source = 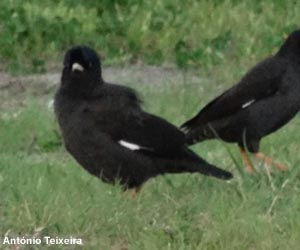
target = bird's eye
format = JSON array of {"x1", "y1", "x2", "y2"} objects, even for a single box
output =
[{"x1": 72, "y1": 63, "x2": 84, "y2": 72}]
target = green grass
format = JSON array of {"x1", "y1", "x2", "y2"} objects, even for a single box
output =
[
  {"x1": 1, "y1": 0, "x2": 300, "y2": 73},
  {"x1": 1, "y1": 76, "x2": 300, "y2": 249},
  {"x1": 1, "y1": 1, "x2": 300, "y2": 248}
]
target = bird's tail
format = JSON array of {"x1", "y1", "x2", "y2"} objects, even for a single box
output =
[{"x1": 183, "y1": 149, "x2": 233, "y2": 180}]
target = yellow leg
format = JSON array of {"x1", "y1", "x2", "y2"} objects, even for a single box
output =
[
  {"x1": 131, "y1": 186, "x2": 142, "y2": 198},
  {"x1": 239, "y1": 147, "x2": 255, "y2": 173},
  {"x1": 254, "y1": 152, "x2": 288, "y2": 171}
]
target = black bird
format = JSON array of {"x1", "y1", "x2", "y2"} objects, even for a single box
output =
[
  {"x1": 54, "y1": 46, "x2": 232, "y2": 194},
  {"x1": 181, "y1": 30, "x2": 300, "y2": 172}
]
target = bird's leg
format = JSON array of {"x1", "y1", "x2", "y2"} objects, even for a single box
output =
[
  {"x1": 254, "y1": 152, "x2": 288, "y2": 171},
  {"x1": 131, "y1": 186, "x2": 142, "y2": 198},
  {"x1": 239, "y1": 147, "x2": 255, "y2": 173}
]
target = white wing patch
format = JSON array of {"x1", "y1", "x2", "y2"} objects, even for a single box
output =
[
  {"x1": 242, "y1": 99, "x2": 255, "y2": 109},
  {"x1": 118, "y1": 140, "x2": 153, "y2": 151},
  {"x1": 119, "y1": 140, "x2": 142, "y2": 150}
]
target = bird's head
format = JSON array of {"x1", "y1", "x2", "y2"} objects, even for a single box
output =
[
  {"x1": 277, "y1": 29, "x2": 300, "y2": 60},
  {"x1": 61, "y1": 46, "x2": 103, "y2": 95}
]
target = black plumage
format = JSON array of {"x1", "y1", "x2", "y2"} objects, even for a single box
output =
[
  {"x1": 181, "y1": 30, "x2": 300, "y2": 172},
  {"x1": 54, "y1": 46, "x2": 232, "y2": 191}
]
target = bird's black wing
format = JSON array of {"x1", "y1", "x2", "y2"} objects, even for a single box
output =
[
  {"x1": 119, "y1": 112, "x2": 186, "y2": 157},
  {"x1": 91, "y1": 83, "x2": 185, "y2": 157},
  {"x1": 181, "y1": 56, "x2": 287, "y2": 131}
]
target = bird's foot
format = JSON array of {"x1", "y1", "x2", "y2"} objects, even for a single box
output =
[
  {"x1": 254, "y1": 152, "x2": 288, "y2": 171},
  {"x1": 131, "y1": 186, "x2": 142, "y2": 198}
]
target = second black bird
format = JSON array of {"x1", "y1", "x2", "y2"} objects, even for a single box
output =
[{"x1": 181, "y1": 30, "x2": 300, "y2": 172}]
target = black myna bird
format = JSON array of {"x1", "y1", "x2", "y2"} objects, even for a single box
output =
[
  {"x1": 54, "y1": 46, "x2": 232, "y2": 194},
  {"x1": 181, "y1": 30, "x2": 300, "y2": 172}
]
